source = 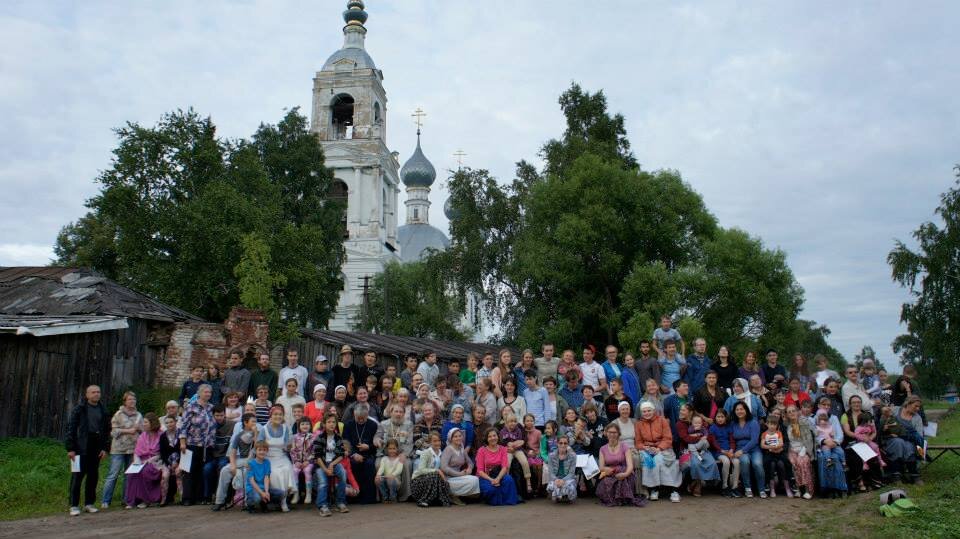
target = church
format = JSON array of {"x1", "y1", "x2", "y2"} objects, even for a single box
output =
[{"x1": 310, "y1": 1, "x2": 476, "y2": 334}]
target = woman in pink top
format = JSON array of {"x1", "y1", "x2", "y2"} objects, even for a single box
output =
[
  {"x1": 475, "y1": 429, "x2": 520, "y2": 505},
  {"x1": 124, "y1": 413, "x2": 166, "y2": 508}
]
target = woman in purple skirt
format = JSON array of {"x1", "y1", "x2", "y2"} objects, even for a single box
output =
[
  {"x1": 125, "y1": 413, "x2": 165, "y2": 508},
  {"x1": 596, "y1": 423, "x2": 646, "y2": 507}
]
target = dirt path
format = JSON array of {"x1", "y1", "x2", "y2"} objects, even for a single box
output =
[{"x1": 0, "y1": 496, "x2": 812, "y2": 539}]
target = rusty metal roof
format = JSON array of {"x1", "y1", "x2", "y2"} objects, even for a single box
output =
[
  {"x1": 299, "y1": 328, "x2": 519, "y2": 362},
  {"x1": 0, "y1": 267, "x2": 203, "y2": 323}
]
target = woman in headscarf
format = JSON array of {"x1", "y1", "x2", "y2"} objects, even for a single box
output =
[
  {"x1": 304, "y1": 384, "x2": 329, "y2": 428},
  {"x1": 330, "y1": 385, "x2": 350, "y2": 419},
  {"x1": 440, "y1": 427, "x2": 480, "y2": 502},
  {"x1": 441, "y1": 404, "x2": 474, "y2": 451},
  {"x1": 634, "y1": 401, "x2": 682, "y2": 502},
  {"x1": 723, "y1": 378, "x2": 767, "y2": 420},
  {"x1": 410, "y1": 431, "x2": 454, "y2": 507}
]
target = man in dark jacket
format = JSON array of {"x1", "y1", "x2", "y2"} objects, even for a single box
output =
[
  {"x1": 248, "y1": 353, "x2": 278, "y2": 401},
  {"x1": 66, "y1": 385, "x2": 111, "y2": 516}
]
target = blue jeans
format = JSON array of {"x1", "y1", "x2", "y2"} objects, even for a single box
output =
[
  {"x1": 377, "y1": 476, "x2": 398, "y2": 501},
  {"x1": 246, "y1": 487, "x2": 285, "y2": 508},
  {"x1": 102, "y1": 454, "x2": 132, "y2": 505},
  {"x1": 203, "y1": 456, "x2": 229, "y2": 500},
  {"x1": 737, "y1": 449, "x2": 766, "y2": 492},
  {"x1": 314, "y1": 463, "x2": 346, "y2": 509}
]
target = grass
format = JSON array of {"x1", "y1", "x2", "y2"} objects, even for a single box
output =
[
  {"x1": 0, "y1": 438, "x2": 125, "y2": 521},
  {"x1": 922, "y1": 400, "x2": 955, "y2": 410},
  {"x1": 786, "y1": 405, "x2": 960, "y2": 539}
]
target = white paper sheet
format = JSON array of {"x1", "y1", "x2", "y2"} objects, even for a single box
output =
[
  {"x1": 576, "y1": 454, "x2": 600, "y2": 480},
  {"x1": 850, "y1": 442, "x2": 877, "y2": 462},
  {"x1": 924, "y1": 422, "x2": 938, "y2": 438},
  {"x1": 125, "y1": 463, "x2": 145, "y2": 475},
  {"x1": 71, "y1": 455, "x2": 81, "y2": 473},
  {"x1": 179, "y1": 449, "x2": 193, "y2": 471}
]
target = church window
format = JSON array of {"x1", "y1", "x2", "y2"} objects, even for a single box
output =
[
  {"x1": 413, "y1": 208, "x2": 419, "y2": 221},
  {"x1": 381, "y1": 187, "x2": 387, "y2": 223},
  {"x1": 331, "y1": 94, "x2": 355, "y2": 139},
  {"x1": 329, "y1": 180, "x2": 349, "y2": 237},
  {"x1": 374, "y1": 102, "x2": 382, "y2": 125}
]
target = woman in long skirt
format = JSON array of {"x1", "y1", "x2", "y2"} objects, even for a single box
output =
[
  {"x1": 125, "y1": 413, "x2": 165, "y2": 507},
  {"x1": 475, "y1": 429, "x2": 520, "y2": 506},
  {"x1": 410, "y1": 432, "x2": 454, "y2": 507},
  {"x1": 545, "y1": 435, "x2": 578, "y2": 502},
  {"x1": 595, "y1": 423, "x2": 646, "y2": 507},
  {"x1": 440, "y1": 428, "x2": 480, "y2": 502}
]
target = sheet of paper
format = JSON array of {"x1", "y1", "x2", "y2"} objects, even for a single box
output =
[
  {"x1": 576, "y1": 454, "x2": 600, "y2": 480},
  {"x1": 179, "y1": 449, "x2": 193, "y2": 471},
  {"x1": 125, "y1": 462, "x2": 145, "y2": 474},
  {"x1": 923, "y1": 422, "x2": 938, "y2": 438},
  {"x1": 71, "y1": 455, "x2": 81, "y2": 473},
  {"x1": 850, "y1": 442, "x2": 877, "y2": 462}
]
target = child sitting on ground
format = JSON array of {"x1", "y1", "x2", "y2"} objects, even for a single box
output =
[
  {"x1": 375, "y1": 439, "x2": 403, "y2": 503},
  {"x1": 246, "y1": 441, "x2": 288, "y2": 513}
]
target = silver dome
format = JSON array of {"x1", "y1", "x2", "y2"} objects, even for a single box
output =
[{"x1": 397, "y1": 223, "x2": 450, "y2": 262}]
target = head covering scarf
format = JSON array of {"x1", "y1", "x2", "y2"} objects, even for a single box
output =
[
  {"x1": 733, "y1": 377, "x2": 752, "y2": 413},
  {"x1": 446, "y1": 427, "x2": 462, "y2": 446}
]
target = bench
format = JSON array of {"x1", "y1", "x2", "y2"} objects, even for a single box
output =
[{"x1": 925, "y1": 444, "x2": 960, "y2": 464}]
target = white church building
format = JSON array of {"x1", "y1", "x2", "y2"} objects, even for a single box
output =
[{"x1": 311, "y1": 1, "x2": 480, "y2": 336}]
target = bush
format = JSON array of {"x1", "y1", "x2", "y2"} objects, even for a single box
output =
[{"x1": 108, "y1": 385, "x2": 180, "y2": 416}]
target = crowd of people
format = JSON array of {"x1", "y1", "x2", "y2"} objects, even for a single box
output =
[{"x1": 65, "y1": 316, "x2": 929, "y2": 517}]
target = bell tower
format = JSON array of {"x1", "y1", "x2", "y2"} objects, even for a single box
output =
[{"x1": 312, "y1": 0, "x2": 401, "y2": 330}]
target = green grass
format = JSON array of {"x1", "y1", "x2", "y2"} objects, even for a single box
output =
[
  {"x1": 786, "y1": 405, "x2": 960, "y2": 539},
  {"x1": 0, "y1": 438, "x2": 122, "y2": 521},
  {"x1": 922, "y1": 400, "x2": 955, "y2": 410}
]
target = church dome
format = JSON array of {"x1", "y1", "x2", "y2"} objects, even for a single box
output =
[
  {"x1": 321, "y1": 0, "x2": 376, "y2": 72},
  {"x1": 400, "y1": 136, "x2": 436, "y2": 188},
  {"x1": 322, "y1": 47, "x2": 376, "y2": 72},
  {"x1": 398, "y1": 223, "x2": 450, "y2": 263}
]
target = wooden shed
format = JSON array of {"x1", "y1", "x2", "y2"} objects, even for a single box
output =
[{"x1": 0, "y1": 267, "x2": 202, "y2": 439}]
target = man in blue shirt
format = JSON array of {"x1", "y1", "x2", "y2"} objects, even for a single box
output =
[
  {"x1": 522, "y1": 370, "x2": 549, "y2": 428},
  {"x1": 663, "y1": 380, "x2": 690, "y2": 438},
  {"x1": 558, "y1": 370, "x2": 584, "y2": 411},
  {"x1": 684, "y1": 338, "x2": 711, "y2": 393}
]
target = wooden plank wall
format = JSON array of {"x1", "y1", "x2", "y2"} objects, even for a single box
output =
[{"x1": 0, "y1": 319, "x2": 160, "y2": 440}]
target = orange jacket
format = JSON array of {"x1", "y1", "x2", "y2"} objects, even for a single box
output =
[{"x1": 634, "y1": 415, "x2": 673, "y2": 451}]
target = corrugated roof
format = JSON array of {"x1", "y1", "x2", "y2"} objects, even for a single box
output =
[
  {"x1": 299, "y1": 328, "x2": 519, "y2": 362},
  {"x1": 0, "y1": 314, "x2": 128, "y2": 336},
  {"x1": 0, "y1": 267, "x2": 203, "y2": 323}
]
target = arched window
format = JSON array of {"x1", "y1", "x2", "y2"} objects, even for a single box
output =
[
  {"x1": 331, "y1": 94, "x2": 355, "y2": 139},
  {"x1": 373, "y1": 102, "x2": 382, "y2": 125},
  {"x1": 329, "y1": 180, "x2": 349, "y2": 237}
]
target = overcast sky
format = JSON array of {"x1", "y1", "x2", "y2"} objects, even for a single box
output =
[{"x1": 2, "y1": 1, "x2": 957, "y2": 364}]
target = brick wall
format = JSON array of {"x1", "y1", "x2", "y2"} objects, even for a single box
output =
[{"x1": 156, "y1": 307, "x2": 271, "y2": 387}]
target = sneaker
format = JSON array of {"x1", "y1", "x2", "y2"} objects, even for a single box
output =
[
  {"x1": 100, "y1": 503, "x2": 109, "y2": 510},
  {"x1": 649, "y1": 489, "x2": 659, "y2": 501},
  {"x1": 69, "y1": 507, "x2": 81, "y2": 516},
  {"x1": 450, "y1": 496, "x2": 465, "y2": 506},
  {"x1": 759, "y1": 490, "x2": 768, "y2": 499},
  {"x1": 280, "y1": 499, "x2": 290, "y2": 513},
  {"x1": 336, "y1": 504, "x2": 349, "y2": 513},
  {"x1": 124, "y1": 505, "x2": 134, "y2": 510},
  {"x1": 210, "y1": 503, "x2": 224, "y2": 512},
  {"x1": 136, "y1": 503, "x2": 147, "y2": 509},
  {"x1": 730, "y1": 489, "x2": 742, "y2": 498},
  {"x1": 83, "y1": 505, "x2": 99, "y2": 513},
  {"x1": 720, "y1": 488, "x2": 731, "y2": 498},
  {"x1": 802, "y1": 492, "x2": 813, "y2": 500},
  {"x1": 670, "y1": 491, "x2": 680, "y2": 503},
  {"x1": 319, "y1": 506, "x2": 332, "y2": 517},
  {"x1": 744, "y1": 488, "x2": 753, "y2": 498},
  {"x1": 417, "y1": 501, "x2": 429, "y2": 507}
]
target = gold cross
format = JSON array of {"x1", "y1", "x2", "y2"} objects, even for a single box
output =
[
  {"x1": 411, "y1": 108, "x2": 427, "y2": 130},
  {"x1": 453, "y1": 149, "x2": 467, "y2": 169}
]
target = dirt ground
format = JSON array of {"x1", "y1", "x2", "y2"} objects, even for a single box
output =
[{"x1": 0, "y1": 495, "x2": 813, "y2": 539}]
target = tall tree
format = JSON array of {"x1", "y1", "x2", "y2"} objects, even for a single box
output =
[
  {"x1": 354, "y1": 258, "x2": 469, "y2": 341},
  {"x1": 55, "y1": 108, "x2": 345, "y2": 330},
  {"x1": 888, "y1": 166, "x2": 960, "y2": 391}
]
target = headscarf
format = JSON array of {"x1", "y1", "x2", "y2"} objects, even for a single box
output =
[
  {"x1": 313, "y1": 384, "x2": 327, "y2": 396},
  {"x1": 733, "y1": 377, "x2": 752, "y2": 413},
  {"x1": 639, "y1": 401, "x2": 655, "y2": 413},
  {"x1": 446, "y1": 427, "x2": 462, "y2": 446},
  {"x1": 617, "y1": 401, "x2": 631, "y2": 412}
]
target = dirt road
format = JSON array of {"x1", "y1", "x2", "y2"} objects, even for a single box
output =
[{"x1": 0, "y1": 496, "x2": 811, "y2": 539}]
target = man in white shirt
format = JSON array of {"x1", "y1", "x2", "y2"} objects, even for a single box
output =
[
  {"x1": 278, "y1": 348, "x2": 308, "y2": 398},
  {"x1": 579, "y1": 345, "x2": 607, "y2": 394},
  {"x1": 841, "y1": 366, "x2": 871, "y2": 409}
]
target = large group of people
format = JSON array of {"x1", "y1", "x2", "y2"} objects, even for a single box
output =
[{"x1": 65, "y1": 316, "x2": 930, "y2": 518}]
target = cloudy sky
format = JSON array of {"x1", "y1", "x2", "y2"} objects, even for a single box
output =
[{"x1": 2, "y1": 1, "x2": 957, "y2": 363}]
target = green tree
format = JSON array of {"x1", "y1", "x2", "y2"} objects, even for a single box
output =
[
  {"x1": 55, "y1": 108, "x2": 345, "y2": 332},
  {"x1": 354, "y1": 258, "x2": 469, "y2": 341},
  {"x1": 888, "y1": 166, "x2": 960, "y2": 391}
]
